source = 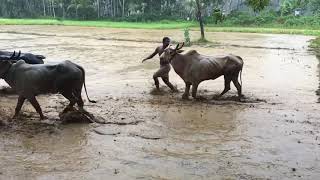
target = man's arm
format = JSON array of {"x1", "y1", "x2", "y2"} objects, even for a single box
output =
[{"x1": 142, "y1": 47, "x2": 158, "y2": 63}]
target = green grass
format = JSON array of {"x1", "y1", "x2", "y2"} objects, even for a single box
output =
[
  {"x1": 310, "y1": 36, "x2": 320, "y2": 53},
  {"x1": 1, "y1": 18, "x2": 320, "y2": 43},
  {"x1": 195, "y1": 27, "x2": 320, "y2": 36},
  {"x1": 0, "y1": 18, "x2": 196, "y2": 29},
  {"x1": 1, "y1": 18, "x2": 320, "y2": 36}
]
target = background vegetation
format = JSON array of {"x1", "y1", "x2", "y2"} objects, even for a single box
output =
[{"x1": 0, "y1": 0, "x2": 318, "y2": 22}]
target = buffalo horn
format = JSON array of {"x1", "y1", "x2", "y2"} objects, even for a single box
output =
[{"x1": 9, "y1": 51, "x2": 16, "y2": 59}]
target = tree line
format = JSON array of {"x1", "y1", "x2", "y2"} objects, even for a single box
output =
[
  {"x1": 0, "y1": 0, "x2": 319, "y2": 21},
  {"x1": 0, "y1": 0, "x2": 200, "y2": 20},
  {"x1": 0, "y1": 0, "x2": 262, "y2": 21}
]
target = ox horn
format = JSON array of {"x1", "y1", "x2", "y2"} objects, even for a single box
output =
[
  {"x1": 177, "y1": 42, "x2": 185, "y2": 50},
  {"x1": 11, "y1": 50, "x2": 21, "y2": 60},
  {"x1": 175, "y1": 42, "x2": 185, "y2": 50},
  {"x1": 16, "y1": 50, "x2": 21, "y2": 59},
  {"x1": 175, "y1": 43, "x2": 180, "y2": 50},
  {"x1": 9, "y1": 51, "x2": 16, "y2": 59}
]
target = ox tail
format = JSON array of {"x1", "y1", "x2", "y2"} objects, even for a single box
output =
[
  {"x1": 77, "y1": 65, "x2": 97, "y2": 103},
  {"x1": 239, "y1": 67, "x2": 243, "y2": 93},
  {"x1": 236, "y1": 55, "x2": 243, "y2": 94}
]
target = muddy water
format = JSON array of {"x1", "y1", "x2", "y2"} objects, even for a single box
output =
[{"x1": 0, "y1": 25, "x2": 320, "y2": 179}]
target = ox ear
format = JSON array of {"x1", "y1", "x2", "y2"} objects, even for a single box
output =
[{"x1": 0, "y1": 61, "x2": 12, "y2": 78}]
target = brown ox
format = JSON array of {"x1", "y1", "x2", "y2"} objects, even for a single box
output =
[{"x1": 160, "y1": 43, "x2": 244, "y2": 100}]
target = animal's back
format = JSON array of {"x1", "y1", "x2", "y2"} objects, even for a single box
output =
[
  {"x1": 11, "y1": 60, "x2": 82, "y2": 95},
  {"x1": 182, "y1": 51, "x2": 225, "y2": 81},
  {"x1": 229, "y1": 54, "x2": 243, "y2": 65},
  {"x1": 10, "y1": 61, "x2": 57, "y2": 94}
]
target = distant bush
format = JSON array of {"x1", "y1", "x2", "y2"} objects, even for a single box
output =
[
  {"x1": 207, "y1": 9, "x2": 320, "y2": 28},
  {"x1": 309, "y1": 36, "x2": 320, "y2": 52},
  {"x1": 223, "y1": 12, "x2": 256, "y2": 25},
  {"x1": 309, "y1": 0, "x2": 320, "y2": 14}
]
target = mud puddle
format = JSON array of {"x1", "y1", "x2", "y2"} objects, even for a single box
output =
[{"x1": 0, "y1": 25, "x2": 320, "y2": 179}]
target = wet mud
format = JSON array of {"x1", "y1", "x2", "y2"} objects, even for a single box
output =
[{"x1": 0, "y1": 25, "x2": 320, "y2": 179}]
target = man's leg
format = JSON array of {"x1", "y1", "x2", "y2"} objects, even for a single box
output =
[
  {"x1": 159, "y1": 64, "x2": 177, "y2": 92},
  {"x1": 161, "y1": 76, "x2": 177, "y2": 92},
  {"x1": 153, "y1": 69, "x2": 161, "y2": 90}
]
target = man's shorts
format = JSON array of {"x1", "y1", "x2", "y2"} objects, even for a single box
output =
[{"x1": 153, "y1": 64, "x2": 171, "y2": 78}]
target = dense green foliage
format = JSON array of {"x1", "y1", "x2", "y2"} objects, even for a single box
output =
[
  {"x1": 0, "y1": 0, "x2": 202, "y2": 21},
  {"x1": 280, "y1": 0, "x2": 313, "y2": 15},
  {"x1": 208, "y1": 11, "x2": 320, "y2": 28},
  {"x1": 0, "y1": 0, "x2": 319, "y2": 26},
  {"x1": 246, "y1": 0, "x2": 271, "y2": 13},
  {"x1": 310, "y1": 37, "x2": 320, "y2": 52}
]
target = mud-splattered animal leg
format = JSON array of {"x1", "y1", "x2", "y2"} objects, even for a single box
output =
[
  {"x1": 28, "y1": 96, "x2": 45, "y2": 119},
  {"x1": 192, "y1": 82, "x2": 199, "y2": 99},
  {"x1": 182, "y1": 82, "x2": 191, "y2": 99},
  {"x1": 218, "y1": 75, "x2": 232, "y2": 98},
  {"x1": 13, "y1": 95, "x2": 25, "y2": 118}
]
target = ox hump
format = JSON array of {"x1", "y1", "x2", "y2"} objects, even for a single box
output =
[
  {"x1": 186, "y1": 50, "x2": 200, "y2": 56},
  {"x1": 14, "y1": 60, "x2": 26, "y2": 66}
]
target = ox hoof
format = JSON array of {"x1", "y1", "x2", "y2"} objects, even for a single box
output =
[
  {"x1": 12, "y1": 114, "x2": 19, "y2": 120},
  {"x1": 40, "y1": 116, "x2": 48, "y2": 120},
  {"x1": 63, "y1": 106, "x2": 76, "y2": 113},
  {"x1": 182, "y1": 94, "x2": 189, "y2": 100}
]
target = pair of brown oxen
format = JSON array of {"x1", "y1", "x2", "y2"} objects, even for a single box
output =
[{"x1": 0, "y1": 43, "x2": 243, "y2": 120}]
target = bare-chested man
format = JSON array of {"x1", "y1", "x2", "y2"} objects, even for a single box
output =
[{"x1": 142, "y1": 37, "x2": 177, "y2": 92}]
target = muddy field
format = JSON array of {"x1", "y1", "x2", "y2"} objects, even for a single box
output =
[{"x1": 0, "y1": 25, "x2": 320, "y2": 179}]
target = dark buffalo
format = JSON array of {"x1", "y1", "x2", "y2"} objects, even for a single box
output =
[
  {"x1": 0, "y1": 50, "x2": 45, "y2": 64},
  {"x1": 0, "y1": 60, "x2": 96, "y2": 119}
]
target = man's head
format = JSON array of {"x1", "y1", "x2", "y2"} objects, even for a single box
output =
[
  {"x1": 160, "y1": 42, "x2": 185, "y2": 63},
  {"x1": 162, "y1": 37, "x2": 171, "y2": 47}
]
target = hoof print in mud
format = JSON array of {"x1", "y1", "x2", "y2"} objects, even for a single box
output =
[
  {"x1": 0, "y1": 119, "x2": 7, "y2": 127},
  {"x1": 59, "y1": 108, "x2": 96, "y2": 124}
]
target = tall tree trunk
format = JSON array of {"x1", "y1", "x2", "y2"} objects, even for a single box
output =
[
  {"x1": 122, "y1": 0, "x2": 124, "y2": 17},
  {"x1": 76, "y1": 6, "x2": 78, "y2": 18},
  {"x1": 97, "y1": 0, "x2": 100, "y2": 18},
  {"x1": 51, "y1": 0, "x2": 55, "y2": 18},
  {"x1": 111, "y1": 0, "x2": 114, "y2": 17},
  {"x1": 42, "y1": 0, "x2": 46, "y2": 16},
  {"x1": 62, "y1": 4, "x2": 65, "y2": 19},
  {"x1": 196, "y1": 0, "x2": 205, "y2": 40}
]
